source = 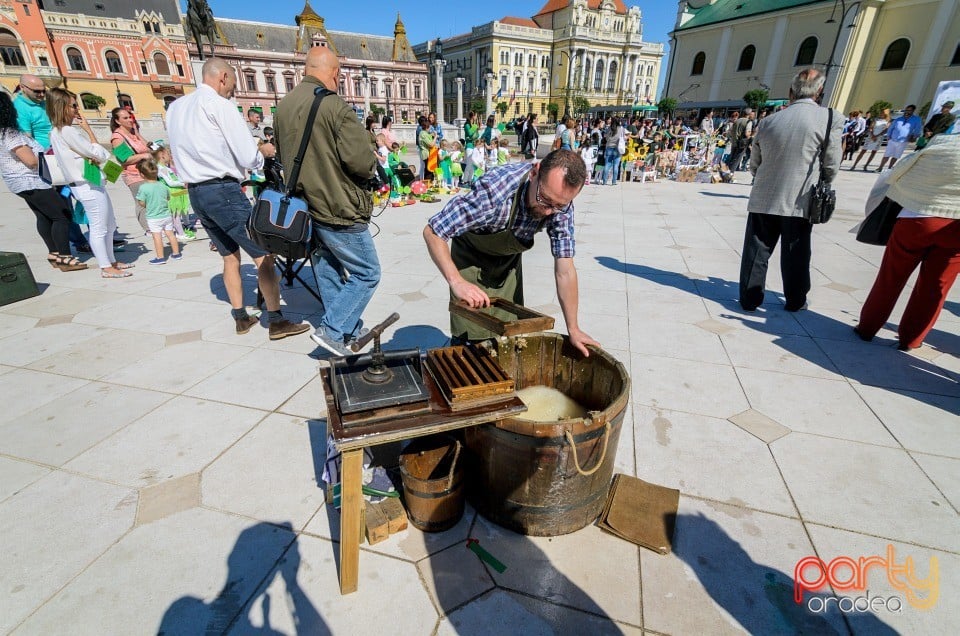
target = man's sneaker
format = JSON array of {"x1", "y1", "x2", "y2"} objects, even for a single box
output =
[
  {"x1": 310, "y1": 327, "x2": 351, "y2": 356},
  {"x1": 344, "y1": 327, "x2": 370, "y2": 350},
  {"x1": 235, "y1": 315, "x2": 260, "y2": 334},
  {"x1": 269, "y1": 319, "x2": 311, "y2": 341},
  {"x1": 148, "y1": 258, "x2": 166, "y2": 265},
  {"x1": 170, "y1": 253, "x2": 183, "y2": 260}
]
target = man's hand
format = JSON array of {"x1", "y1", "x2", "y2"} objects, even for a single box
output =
[
  {"x1": 451, "y1": 280, "x2": 490, "y2": 308},
  {"x1": 568, "y1": 327, "x2": 600, "y2": 358}
]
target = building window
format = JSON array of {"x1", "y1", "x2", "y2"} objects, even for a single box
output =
[
  {"x1": 540, "y1": 77, "x2": 547, "y2": 93},
  {"x1": 265, "y1": 74, "x2": 276, "y2": 93},
  {"x1": 163, "y1": 96, "x2": 176, "y2": 110},
  {"x1": 594, "y1": 60, "x2": 604, "y2": 91},
  {"x1": 400, "y1": 83, "x2": 408, "y2": 99},
  {"x1": 691, "y1": 51, "x2": 705, "y2": 75},
  {"x1": 139, "y1": 60, "x2": 148, "y2": 75},
  {"x1": 385, "y1": 83, "x2": 392, "y2": 98},
  {"x1": 514, "y1": 76, "x2": 521, "y2": 92},
  {"x1": 500, "y1": 49, "x2": 508, "y2": 65},
  {"x1": 607, "y1": 60, "x2": 617, "y2": 92},
  {"x1": 737, "y1": 45, "x2": 756, "y2": 71},
  {"x1": 176, "y1": 63, "x2": 184, "y2": 76},
  {"x1": 339, "y1": 79, "x2": 345, "y2": 93},
  {"x1": 105, "y1": 50, "x2": 123, "y2": 73},
  {"x1": 79, "y1": 93, "x2": 101, "y2": 110},
  {"x1": 528, "y1": 53, "x2": 535, "y2": 66},
  {"x1": 66, "y1": 46, "x2": 86, "y2": 71},
  {"x1": 795, "y1": 36, "x2": 818, "y2": 66},
  {"x1": 499, "y1": 75, "x2": 507, "y2": 92},
  {"x1": 0, "y1": 31, "x2": 26, "y2": 67},
  {"x1": 528, "y1": 77, "x2": 534, "y2": 94},
  {"x1": 514, "y1": 52, "x2": 521, "y2": 66},
  {"x1": 245, "y1": 71, "x2": 257, "y2": 92},
  {"x1": 540, "y1": 102, "x2": 545, "y2": 115},
  {"x1": 153, "y1": 52, "x2": 170, "y2": 76},
  {"x1": 354, "y1": 79, "x2": 361, "y2": 96},
  {"x1": 880, "y1": 38, "x2": 910, "y2": 70},
  {"x1": 413, "y1": 83, "x2": 421, "y2": 100},
  {"x1": 285, "y1": 75, "x2": 295, "y2": 92},
  {"x1": 38, "y1": 55, "x2": 49, "y2": 67},
  {"x1": 118, "y1": 93, "x2": 134, "y2": 109},
  {"x1": 371, "y1": 79, "x2": 379, "y2": 97},
  {"x1": 583, "y1": 59, "x2": 591, "y2": 89},
  {"x1": 951, "y1": 43, "x2": 960, "y2": 66},
  {"x1": 515, "y1": 102, "x2": 520, "y2": 114}
]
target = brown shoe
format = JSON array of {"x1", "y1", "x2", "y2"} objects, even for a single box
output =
[
  {"x1": 235, "y1": 315, "x2": 260, "y2": 335},
  {"x1": 269, "y1": 319, "x2": 311, "y2": 340}
]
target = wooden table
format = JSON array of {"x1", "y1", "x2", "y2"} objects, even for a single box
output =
[{"x1": 320, "y1": 367, "x2": 525, "y2": 595}]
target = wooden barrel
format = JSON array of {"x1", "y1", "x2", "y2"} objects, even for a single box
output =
[
  {"x1": 399, "y1": 435, "x2": 465, "y2": 532},
  {"x1": 464, "y1": 333, "x2": 629, "y2": 536}
]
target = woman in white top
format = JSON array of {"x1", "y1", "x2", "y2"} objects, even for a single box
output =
[
  {"x1": 47, "y1": 88, "x2": 131, "y2": 278},
  {"x1": 850, "y1": 108, "x2": 891, "y2": 172}
]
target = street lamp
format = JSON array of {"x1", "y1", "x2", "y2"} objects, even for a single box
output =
[
  {"x1": 824, "y1": 0, "x2": 861, "y2": 80},
  {"x1": 455, "y1": 70, "x2": 465, "y2": 124},
  {"x1": 361, "y1": 64, "x2": 370, "y2": 118},
  {"x1": 485, "y1": 66, "x2": 494, "y2": 120},
  {"x1": 433, "y1": 37, "x2": 446, "y2": 123}
]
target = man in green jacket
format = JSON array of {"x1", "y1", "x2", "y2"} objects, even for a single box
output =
[{"x1": 274, "y1": 45, "x2": 380, "y2": 357}]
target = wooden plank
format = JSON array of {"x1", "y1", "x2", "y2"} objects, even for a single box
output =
[
  {"x1": 380, "y1": 497, "x2": 408, "y2": 534},
  {"x1": 364, "y1": 501, "x2": 390, "y2": 545},
  {"x1": 339, "y1": 448, "x2": 363, "y2": 594}
]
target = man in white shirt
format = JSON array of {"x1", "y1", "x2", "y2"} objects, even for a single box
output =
[{"x1": 167, "y1": 57, "x2": 309, "y2": 340}]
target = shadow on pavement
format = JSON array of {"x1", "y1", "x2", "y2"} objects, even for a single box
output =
[
  {"x1": 596, "y1": 256, "x2": 960, "y2": 414},
  {"x1": 157, "y1": 521, "x2": 327, "y2": 634},
  {"x1": 698, "y1": 190, "x2": 751, "y2": 199},
  {"x1": 675, "y1": 512, "x2": 897, "y2": 635}
]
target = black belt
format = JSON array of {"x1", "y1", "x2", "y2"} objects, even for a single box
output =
[{"x1": 188, "y1": 176, "x2": 240, "y2": 187}]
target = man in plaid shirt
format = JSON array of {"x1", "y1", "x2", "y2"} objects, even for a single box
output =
[{"x1": 423, "y1": 150, "x2": 599, "y2": 356}]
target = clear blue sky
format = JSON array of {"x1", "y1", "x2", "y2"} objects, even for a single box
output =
[{"x1": 195, "y1": 1, "x2": 676, "y2": 92}]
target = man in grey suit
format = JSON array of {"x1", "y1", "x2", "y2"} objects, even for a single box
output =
[{"x1": 739, "y1": 68, "x2": 843, "y2": 312}]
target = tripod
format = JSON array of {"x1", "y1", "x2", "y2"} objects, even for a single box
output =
[{"x1": 255, "y1": 253, "x2": 323, "y2": 309}]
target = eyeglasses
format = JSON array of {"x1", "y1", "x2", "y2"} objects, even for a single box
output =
[
  {"x1": 22, "y1": 86, "x2": 45, "y2": 96},
  {"x1": 534, "y1": 179, "x2": 570, "y2": 213},
  {"x1": 69, "y1": 103, "x2": 79, "y2": 109}
]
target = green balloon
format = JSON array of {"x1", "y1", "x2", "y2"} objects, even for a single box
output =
[{"x1": 402, "y1": 186, "x2": 411, "y2": 193}]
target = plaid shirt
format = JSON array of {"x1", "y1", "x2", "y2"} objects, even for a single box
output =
[{"x1": 428, "y1": 163, "x2": 575, "y2": 258}]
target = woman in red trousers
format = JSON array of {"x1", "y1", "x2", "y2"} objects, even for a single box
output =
[{"x1": 856, "y1": 131, "x2": 960, "y2": 350}]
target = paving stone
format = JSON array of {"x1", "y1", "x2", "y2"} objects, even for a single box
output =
[
  {"x1": 823, "y1": 282, "x2": 859, "y2": 293},
  {"x1": 438, "y1": 589, "x2": 642, "y2": 635},
  {"x1": 202, "y1": 414, "x2": 326, "y2": 530},
  {"x1": 63, "y1": 396, "x2": 267, "y2": 487},
  {"x1": 135, "y1": 472, "x2": 200, "y2": 526},
  {"x1": 184, "y1": 349, "x2": 319, "y2": 411},
  {"x1": 0, "y1": 456, "x2": 49, "y2": 502},
  {"x1": 640, "y1": 496, "x2": 847, "y2": 635},
  {"x1": 0, "y1": 369, "x2": 89, "y2": 425},
  {"x1": 0, "y1": 322, "x2": 106, "y2": 367},
  {"x1": 164, "y1": 330, "x2": 203, "y2": 346},
  {"x1": 34, "y1": 314, "x2": 75, "y2": 327},
  {"x1": 27, "y1": 329, "x2": 165, "y2": 380},
  {"x1": 910, "y1": 452, "x2": 960, "y2": 512},
  {"x1": 0, "y1": 382, "x2": 170, "y2": 466},
  {"x1": 1, "y1": 288, "x2": 124, "y2": 319},
  {"x1": 727, "y1": 408, "x2": 791, "y2": 443},
  {"x1": 0, "y1": 471, "x2": 136, "y2": 634},
  {"x1": 635, "y1": 405, "x2": 796, "y2": 516},
  {"x1": 771, "y1": 434, "x2": 960, "y2": 553},
  {"x1": 16, "y1": 508, "x2": 292, "y2": 636},
  {"x1": 631, "y1": 354, "x2": 749, "y2": 419},
  {"x1": 109, "y1": 339, "x2": 253, "y2": 394}
]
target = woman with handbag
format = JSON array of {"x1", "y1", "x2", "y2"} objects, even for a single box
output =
[
  {"x1": 601, "y1": 117, "x2": 624, "y2": 185},
  {"x1": 48, "y1": 88, "x2": 130, "y2": 278},
  {"x1": 855, "y1": 132, "x2": 960, "y2": 350},
  {"x1": 109, "y1": 107, "x2": 153, "y2": 233},
  {"x1": 0, "y1": 92, "x2": 85, "y2": 271}
]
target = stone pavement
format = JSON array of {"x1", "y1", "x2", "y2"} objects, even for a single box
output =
[{"x1": 1, "y1": 165, "x2": 957, "y2": 635}]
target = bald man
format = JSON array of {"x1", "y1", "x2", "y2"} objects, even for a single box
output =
[
  {"x1": 14, "y1": 74, "x2": 52, "y2": 149},
  {"x1": 274, "y1": 46, "x2": 379, "y2": 356},
  {"x1": 167, "y1": 58, "x2": 309, "y2": 340}
]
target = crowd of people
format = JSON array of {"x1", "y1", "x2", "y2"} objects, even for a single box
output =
[{"x1": 2, "y1": 63, "x2": 956, "y2": 354}]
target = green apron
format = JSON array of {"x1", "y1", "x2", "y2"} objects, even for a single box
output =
[{"x1": 450, "y1": 174, "x2": 544, "y2": 341}]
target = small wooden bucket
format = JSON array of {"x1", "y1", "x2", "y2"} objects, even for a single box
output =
[{"x1": 399, "y1": 435, "x2": 465, "y2": 532}]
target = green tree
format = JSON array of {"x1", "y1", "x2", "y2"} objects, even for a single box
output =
[
  {"x1": 546, "y1": 102, "x2": 560, "y2": 122},
  {"x1": 743, "y1": 89, "x2": 769, "y2": 112},
  {"x1": 656, "y1": 96, "x2": 678, "y2": 119},
  {"x1": 80, "y1": 93, "x2": 106, "y2": 111},
  {"x1": 572, "y1": 96, "x2": 590, "y2": 117},
  {"x1": 496, "y1": 101, "x2": 508, "y2": 118},
  {"x1": 868, "y1": 100, "x2": 893, "y2": 118},
  {"x1": 370, "y1": 105, "x2": 385, "y2": 117},
  {"x1": 469, "y1": 97, "x2": 486, "y2": 116}
]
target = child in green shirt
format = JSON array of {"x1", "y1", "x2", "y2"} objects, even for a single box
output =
[{"x1": 135, "y1": 158, "x2": 181, "y2": 265}]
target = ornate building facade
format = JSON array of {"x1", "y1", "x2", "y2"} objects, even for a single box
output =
[
  {"x1": 0, "y1": 0, "x2": 194, "y2": 117},
  {"x1": 663, "y1": 0, "x2": 960, "y2": 114},
  {"x1": 413, "y1": 0, "x2": 665, "y2": 122},
  {"x1": 189, "y1": 2, "x2": 429, "y2": 124}
]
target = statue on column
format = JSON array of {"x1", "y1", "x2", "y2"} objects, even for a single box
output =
[{"x1": 187, "y1": 0, "x2": 219, "y2": 60}]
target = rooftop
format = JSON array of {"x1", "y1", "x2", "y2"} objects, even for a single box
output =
[{"x1": 676, "y1": 0, "x2": 827, "y2": 31}]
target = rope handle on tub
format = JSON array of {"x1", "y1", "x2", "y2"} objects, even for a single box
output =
[
  {"x1": 447, "y1": 440, "x2": 462, "y2": 491},
  {"x1": 564, "y1": 421, "x2": 610, "y2": 477}
]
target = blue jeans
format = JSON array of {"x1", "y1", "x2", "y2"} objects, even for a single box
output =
[
  {"x1": 311, "y1": 224, "x2": 381, "y2": 341},
  {"x1": 602, "y1": 148, "x2": 621, "y2": 184}
]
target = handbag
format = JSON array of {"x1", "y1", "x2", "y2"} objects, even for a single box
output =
[
  {"x1": 616, "y1": 130, "x2": 626, "y2": 155},
  {"x1": 808, "y1": 108, "x2": 836, "y2": 224},
  {"x1": 856, "y1": 197, "x2": 903, "y2": 246},
  {"x1": 248, "y1": 86, "x2": 331, "y2": 260},
  {"x1": 38, "y1": 151, "x2": 68, "y2": 186}
]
